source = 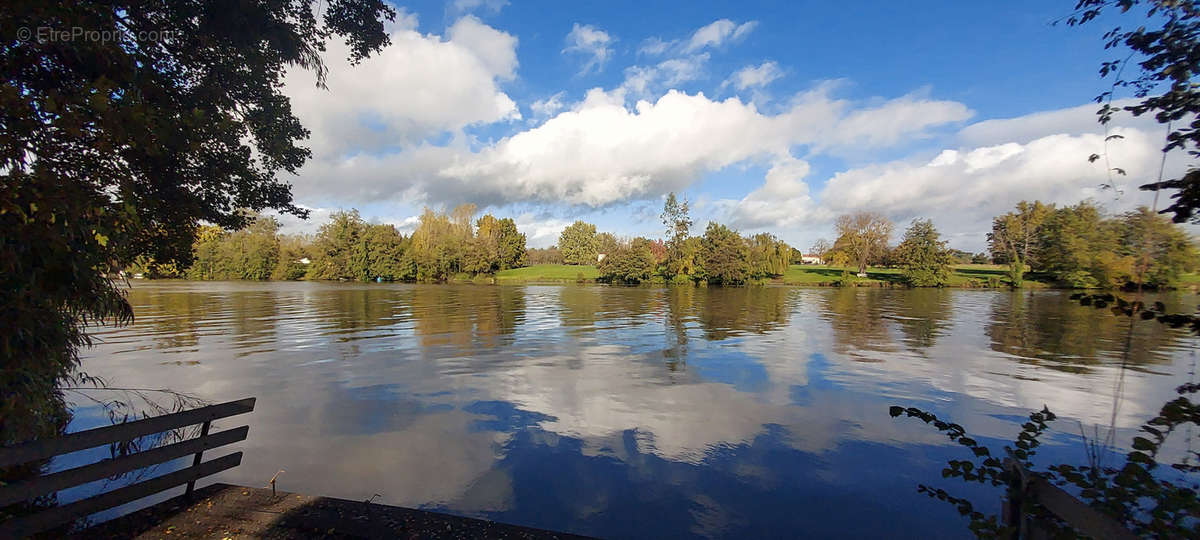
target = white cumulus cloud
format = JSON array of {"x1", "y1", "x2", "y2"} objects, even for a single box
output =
[
  {"x1": 720, "y1": 102, "x2": 1195, "y2": 251},
  {"x1": 435, "y1": 86, "x2": 972, "y2": 208},
  {"x1": 819, "y1": 129, "x2": 1169, "y2": 230},
  {"x1": 563, "y1": 23, "x2": 615, "y2": 75},
  {"x1": 620, "y1": 53, "x2": 710, "y2": 99},
  {"x1": 282, "y1": 12, "x2": 519, "y2": 156},
  {"x1": 723, "y1": 61, "x2": 783, "y2": 91}
]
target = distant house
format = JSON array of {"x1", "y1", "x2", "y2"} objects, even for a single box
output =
[
  {"x1": 597, "y1": 253, "x2": 606, "y2": 263},
  {"x1": 298, "y1": 257, "x2": 311, "y2": 265},
  {"x1": 800, "y1": 254, "x2": 824, "y2": 265}
]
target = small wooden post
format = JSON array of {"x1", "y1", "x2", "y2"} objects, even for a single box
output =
[
  {"x1": 184, "y1": 421, "x2": 211, "y2": 497},
  {"x1": 1003, "y1": 455, "x2": 1026, "y2": 540},
  {"x1": 1012, "y1": 484, "x2": 1026, "y2": 540}
]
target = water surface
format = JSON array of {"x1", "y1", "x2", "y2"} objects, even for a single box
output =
[{"x1": 72, "y1": 282, "x2": 1199, "y2": 538}]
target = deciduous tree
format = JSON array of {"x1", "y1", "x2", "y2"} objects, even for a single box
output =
[
  {"x1": 661, "y1": 192, "x2": 695, "y2": 277},
  {"x1": 746, "y1": 233, "x2": 790, "y2": 279},
  {"x1": 0, "y1": 0, "x2": 395, "y2": 445},
  {"x1": 596, "y1": 232, "x2": 620, "y2": 258},
  {"x1": 1036, "y1": 201, "x2": 1132, "y2": 288},
  {"x1": 599, "y1": 237, "x2": 657, "y2": 283},
  {"x1": 833, "y1": 212, "x2": 893, "y2": 275},
  {"x1": 526, "y1": 246, "x2": 563, "y2": 265},
  {"x1": 308, "y1": 210, "x2": 366, "y2": 281},
  {"x1": 559, "y1": 221, "x2": 598, "y2": 265},
  {"x1": 1118, "y1": 206, "x2": 1199, "y2": 287},
  {"x1": 810, "y1": 238, "x2": 832, "y2": 260},
  {"x1": 896, "y1": 219, "x2": 952, "y2": 287},
  {"x1": 701, "y1": 223, "x2": 750, "y2": 285},
  {"x1": 988, "y1": 201, "x2": 1052, "y2": 287}
]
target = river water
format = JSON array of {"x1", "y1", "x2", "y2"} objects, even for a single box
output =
[{"x1": 69, "y1": 281, "x2": 1198, "y2": 538}]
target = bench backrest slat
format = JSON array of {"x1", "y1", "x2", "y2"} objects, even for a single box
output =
[
  {"x1": 1005, "y1": 455, "x2": 1138, "y2": 540},
  {"x1": 0, "y1": 397, "x2": 255, "y2": 468},
  {"x1": 1027, "y1": 477, "x2": 1138, "y2": 540},
  {"x1": 0, "y1": 425, "x2": 249, "y2": 507},
  {"x1": 0, "y1": 451, "x2": 243, "y2": 538}
]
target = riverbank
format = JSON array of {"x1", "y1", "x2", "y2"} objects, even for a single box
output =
[
  {"x1": 493, "y1": 263, "x2": 1057, "y2": 288},
  {"x1": 780, "y1": 263, "x2": 1048, "y2": 288},
  {"x1": 138, "y1": 264, "x2": 1200, "y2": 289}
]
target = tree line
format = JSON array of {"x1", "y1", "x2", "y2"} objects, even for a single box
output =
[
  {"x1": 131, "y1": 195, "x2": 1195, "y2": 289},
  {"x1": 544, "y1": 193, "x2": 792, "y2": 285},
  {"x1": 810, "y1": 200, "x2": 1197, "y2": 288},
  {"x1": 986, "y1": 200, "x2": 1197, "y2": 288},
  {"x1": 131, "y1": 205, "x2": 527, "y2": 282}
]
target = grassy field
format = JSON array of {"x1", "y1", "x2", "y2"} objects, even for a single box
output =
[
  {"x1": 495, "y1": 263, "x2": 1033, "y2": 287},
  {"x1": 488, "y1": 264, "x2": 1200, "y2": 288},
  {"x1": 495, "y1": 264, "x2": 600, "y2": 282},
  {"x1": 781, "y1": 264, "x2": 1038, "y2": 287}
]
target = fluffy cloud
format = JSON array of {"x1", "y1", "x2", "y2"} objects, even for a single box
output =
[
  {"x1": 620, "y1": 53, "x2": 710, "y2": 99},
  {"x1": 437, "y1": 87, "x2": 970, "y2": 207},
  {"x1": 271, "y1": 205, "x2": 421, "y2": 236},
  {"x1": 722, "y1": 103, "x2": 1192, "y2": 250},
  {"x1": 284, "y1": 76, "x2": 970, "y2": 213},
  {"x1": 723, "y1": 61, "x2": 783, "y2": 91},
  {"x1": 819, "y1": 128, "x2": 1170, "y2": 228},
  {"x1": 684, "y1": 19, "x2": 758, "y2": 53},
  {"x1": 563, "y1": 23, "x2": 615, "y2": 75},
  {"x1": 282, "y1": 12, "x2": 518, "y2": 156},
  {"x1": 270, "y1": 205, "x2": 337, "y2": 236},
  {"x1": 447, "y1": 16, "x2": 519, "y2": 81},
  {"x1": 279, "y1": 13, "x2": 1183, "y2": 253},
  {"x1": 513, "y1": 214, "x2": 573, "y2": 247},
  {"x1": 956, "y1": 98, "x2": 1156, "y2": 147},
  {"x1": 720, "y1": 155, "x2": 824, "y2": 230}
]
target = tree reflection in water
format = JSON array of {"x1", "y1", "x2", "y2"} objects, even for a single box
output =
[
  {"x1": 985, "y1": 290, "x2": 1183, "y2": 373},
  {"x1": 63, "y1": 282, "x2": 1198, "y2": 539}
]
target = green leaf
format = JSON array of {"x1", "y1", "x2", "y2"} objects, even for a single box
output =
[{"x1": 1128, "y1": 451, "x2": 1153, "y2": 466}]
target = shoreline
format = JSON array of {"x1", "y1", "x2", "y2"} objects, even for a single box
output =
[
  {"x1": 126, "y1": 275, "x2": 1200, "y2": 292},
  {"x1": 123, "y1": 263, "x2": 1200, "y2": 290}
]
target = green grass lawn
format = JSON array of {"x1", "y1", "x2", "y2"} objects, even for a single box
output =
[
  {"x1": 495, "y1": 264, "x2": 599, "y2": 282},
  {"x1": 781, "y1": 264, "x2": 1035, "y2": 287},
  {"x1": 494, "y1": 263, "x2": 1072, "y2": 287}
]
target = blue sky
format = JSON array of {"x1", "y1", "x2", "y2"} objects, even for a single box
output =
[{"x1": 275, "y1": 0, "x2": 1187, "y2": 251}]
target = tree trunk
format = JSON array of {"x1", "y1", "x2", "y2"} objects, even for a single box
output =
[{"x1": 1009, "y1": 256, "x2": 1024, "y2": 288}]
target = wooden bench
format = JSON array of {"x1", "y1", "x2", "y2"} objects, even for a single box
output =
[
  {"x1": 1003, "y1": 455, "x2": 1137, "y2": 540},
  {"x1": 0, "y1": 397, "x2": 255, "y2": 537}
]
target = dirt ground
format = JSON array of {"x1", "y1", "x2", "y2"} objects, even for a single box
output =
[{"x1": 78, "y1": 483, "x2": 593, "y2": 539}]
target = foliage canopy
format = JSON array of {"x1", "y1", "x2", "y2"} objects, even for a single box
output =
[{"x1": 0, "y1": 0, "x2": 394, "y2": 444}]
